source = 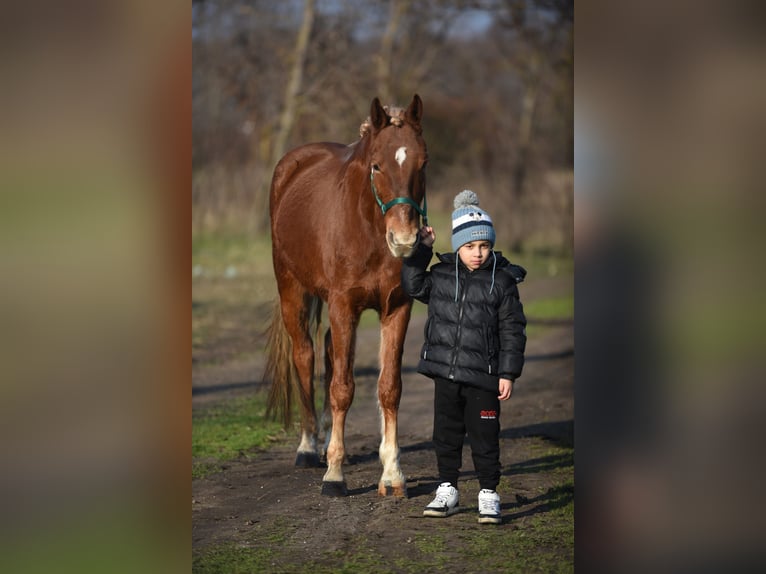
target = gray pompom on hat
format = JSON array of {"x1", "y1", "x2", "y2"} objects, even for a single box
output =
[{"x1": 451, "y1": 190, "x2": 496, "y2": 251}]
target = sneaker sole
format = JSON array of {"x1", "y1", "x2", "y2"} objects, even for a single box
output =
[
  {"x1": 423, "y1": 507, "x2": 459, "y2": 517},
  {"x1": 478, "y1": 515, "x2": 502, "y2": 524}
]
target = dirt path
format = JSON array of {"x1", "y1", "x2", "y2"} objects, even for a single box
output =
[{"x1": 192, "y1": 276, "x2": 573, "y2": 572}]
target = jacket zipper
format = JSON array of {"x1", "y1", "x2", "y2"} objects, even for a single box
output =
[
  {"x1": 448, "y1": 271, "x2": 470, "y2": 379},
  {"x1": 487, "y1": 328, "x2": 495, "y2": 374}
]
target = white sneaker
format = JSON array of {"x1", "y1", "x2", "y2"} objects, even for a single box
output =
[
  {"x1": 423, "y1": 482, "x2": 459, "y2": 517},
  {"x1": 478, "y1": 489, "x2": 502, "y2": 524}
]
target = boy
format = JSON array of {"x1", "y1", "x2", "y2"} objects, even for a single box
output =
[{"x1": 401, "y1": 190, "x2": 527, "y2": 524}]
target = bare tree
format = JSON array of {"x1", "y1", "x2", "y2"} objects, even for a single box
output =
[
  {"x1": 272, "y1": 0, "x2": 316, "y2": 167},
  {"x1": 497, "y1": 0, "x2": 573, "y2": 196},
  {"x1": 250, "y1": 0, "x2": 317, "y2": 234},
  {"x1": 376, "y1": 0, "x2": 410, "y2": 104}
]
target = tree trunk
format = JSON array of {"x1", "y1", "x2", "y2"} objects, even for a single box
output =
[
  {"x1": 253, "y1": 0, "x2": 316, "y2": 235},
  {"x1": 514, "y1": 52, "x2": 540, "y2": 197},
  {"x1": 376, "y1": 0, "x2": 409, "y2": 104}
]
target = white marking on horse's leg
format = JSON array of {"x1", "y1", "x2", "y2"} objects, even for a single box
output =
[
  {"x1": 395, "y1": 146, "x2": 407, "y2": 166},
  {"x1": 376, "y1": 320, "x2": 407, "y2": 496},
  {"x1": 323, "y1": 409, "x2": 347, "y2": 483},
  {"x1": 378, "y1": 406, "x2": 406, "y2": 494},
  {"x1": 297, "y1": 430, "x2": 317, "y2": 454},
  {"x1": 295, "y1": 428, "x2": 320, "y2": 467}
]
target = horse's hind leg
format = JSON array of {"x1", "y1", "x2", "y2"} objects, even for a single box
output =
[
  {"x1": 321, "y1": 295, "x2": 360, "y2": 496},
  {"x1": 377, "y1": 302, "x2": 412, "y2": 497},
  {"x1": 320, "y1": 327, "x2": 333, "y2": 460},
  {"x1": 278, "y1": 276, "x2": 320, "y2": 467}
]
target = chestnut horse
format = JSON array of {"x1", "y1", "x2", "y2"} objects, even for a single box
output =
[{"x1": 266, "y1": 95, "x2": 427, "y2": 497}]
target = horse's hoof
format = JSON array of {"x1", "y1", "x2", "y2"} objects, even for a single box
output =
[
  {"x1": 378, "y1": 482, "x2": 408, "y2": 498},
  {"x1": 321, "y1": 481, "x2": 348, "y2": 497},
  {"x1": 295, "y1": 452, "x2": 321, "y2": 468}
]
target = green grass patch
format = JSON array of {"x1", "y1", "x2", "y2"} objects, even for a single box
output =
[
  {"x1": 454, "y1": 481, "x2": 573, "y2": 572},
  {"x1": 192, "y1": 231, "x2": 278, "y2": 364},
  {"x1": 192, "y1": 232, "x2": 275, "y2": 292},
  {"x1": 524, "y1": 295, "x2": 573, "y2": 320},
  {"x1": 192, "y1": 393, "x2": 289, "y2": 478},
  {"x1": 192, "y1": 231, "x2": 272, "y2": 268},
  {"x1": 332, "y1": 548, "x2": 387, "y2": 573},
  {"x1": 192, "y1": 462, "x2": 225, "y2": 480},
  {"x1": 413, "y1": 533, "x2": 446, "y2": 555},
  {"x1": 522, "y1": 294, "x2": 574, "y2": 337},
  {"x1": 193, "y1": 543, "x2": 275, "y2": 574}
]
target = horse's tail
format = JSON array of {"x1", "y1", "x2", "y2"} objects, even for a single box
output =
[{"x1": 264, "y1": 296, "x2": 323, "y2": 428}]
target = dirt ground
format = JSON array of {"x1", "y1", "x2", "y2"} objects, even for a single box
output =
[{"x1": 192, "y1": 274, "x2": 573, "y2": 572}]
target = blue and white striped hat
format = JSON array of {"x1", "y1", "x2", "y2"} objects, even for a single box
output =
[{"x1": 451, "y1": 190, "x2": 495, "y2": 251}]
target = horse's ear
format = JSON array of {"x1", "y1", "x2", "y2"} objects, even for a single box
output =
[
  {"x1": 405, "y1": 94, "x2": 423, "y2": 126},
  {"x1": 370, "y1": 97, "x2": 388, "y2": 130}
]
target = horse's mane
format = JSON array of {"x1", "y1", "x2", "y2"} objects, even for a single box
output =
[{"x1": 358, "y1": 105, "x2": 406, "y2": 137}]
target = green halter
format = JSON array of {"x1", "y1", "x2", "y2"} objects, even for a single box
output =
[{"x1": 370, "y1": 170, "x2": 428, "y2": 225}]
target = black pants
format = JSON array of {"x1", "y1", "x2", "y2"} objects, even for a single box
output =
[{"x1": 432, "y1": 377, "x2": 501, "y2": 491}]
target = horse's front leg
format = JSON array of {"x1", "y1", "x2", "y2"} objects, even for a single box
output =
[
  {"x1": 377, "y1": 301, "x2": 412, "y2": 497},
  {"x1": 321, "y1": 298, "x2": 359, "y2": 496}
]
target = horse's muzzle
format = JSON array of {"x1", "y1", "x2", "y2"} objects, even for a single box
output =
[{"x1": 386, "y1": 230, "x2": 418, "y2": 258}]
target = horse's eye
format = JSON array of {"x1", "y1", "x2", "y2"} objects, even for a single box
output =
[{"x1": 372, "y1": 164, "x2": 381, "y2": 172}]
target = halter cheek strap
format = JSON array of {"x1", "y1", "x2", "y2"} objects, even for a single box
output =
[{"x1": 370, "y1": 170, "x2": 428, "y2": 225}]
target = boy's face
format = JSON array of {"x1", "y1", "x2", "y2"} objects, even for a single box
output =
[{"x1": 458, "y1": 240, "x2": 492, "y2": 271}]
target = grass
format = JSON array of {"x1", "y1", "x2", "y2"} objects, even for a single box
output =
[
  {"x1": 192, "y1": 232, "x2": 273, "y2": 275},
  {"x1": 523, "y1": 294, "x2": 573, "y2": 337},
  {"x1": 524, "y1": 295, "x2": 573, "y2": 320},
  {"x1": 192, "y1": 231, "x2": 278, "y2": 365},
  {"x1": 192, "y1": 394, "x2": 290, "y2": 479},
  {"x1": 192, "y1": 543, "x2": 275, "y2": 574}
]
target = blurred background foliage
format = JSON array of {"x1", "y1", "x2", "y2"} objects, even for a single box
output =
[{"x1": 192, "y1": 0, "x2": 573, "y2": 256}]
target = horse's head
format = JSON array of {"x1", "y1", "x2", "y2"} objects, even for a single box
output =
[{"x1": 367, "y1": 94, "x2": 428, "y2": 258}]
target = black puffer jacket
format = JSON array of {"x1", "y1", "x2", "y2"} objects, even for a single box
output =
[{"x1": 401, "y1": 243, "x2": 527, "y2": 392}]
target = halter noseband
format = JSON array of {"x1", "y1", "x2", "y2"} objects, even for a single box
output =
[{"x1": 370, "y1": 169, "x2": 428, "y2": 225}]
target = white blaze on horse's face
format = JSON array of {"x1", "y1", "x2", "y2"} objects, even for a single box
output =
[
  {"x1": 383, "y1": 153, "x2": 420, "y2": 257},
  {"x1": 395, "y1": 147, "x2": 407, "y2": 166}
]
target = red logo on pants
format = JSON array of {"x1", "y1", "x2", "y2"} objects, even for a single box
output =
[{"x1": 480, "y1": 410, "x2": 497, "y2": 419}]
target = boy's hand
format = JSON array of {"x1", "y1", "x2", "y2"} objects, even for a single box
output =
[
  {"x1": 498, "y1": 378, "x2": 513, "y2": 400},
  {"x1": 419, "y1": 226, "x2": 435, "y2": 247}
]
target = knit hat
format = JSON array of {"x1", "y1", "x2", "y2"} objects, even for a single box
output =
[{"x1": 451, "y1": 190, "x2": 496, "y2": 251}]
